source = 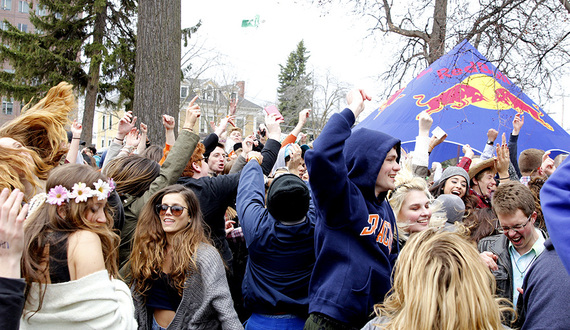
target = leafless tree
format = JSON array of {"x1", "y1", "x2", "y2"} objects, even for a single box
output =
[
  {"x1": 316, "y1": 0, "x2": 570, "y2": 102},
  {"x1": 308, "y1": 69, "x2": 349, "y2": 138}
]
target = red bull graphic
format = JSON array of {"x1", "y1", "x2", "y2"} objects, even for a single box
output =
[
  {"x1": 374, "y1": 88, "x2": 405, "y2": 119},
  {"x1": 414, "y1": 84, "x2": 486, "y2": 117},
  {"x1": 414, "y1": 74, "x2": 554, "y2": 131},
  {"x1": 354, "y1": 39, "x2": 569, "y2": 164}
]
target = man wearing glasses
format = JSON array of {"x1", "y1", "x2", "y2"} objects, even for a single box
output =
[{"x1": 478, "y1": 181, "x2": 547, "y2": 311}]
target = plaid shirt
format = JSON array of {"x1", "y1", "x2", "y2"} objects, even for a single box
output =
[{"x1": 520, "y1": 175, "x2": 531, "y2": 186}]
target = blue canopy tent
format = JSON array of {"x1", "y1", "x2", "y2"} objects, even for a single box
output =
[{"x1": 356, "y1": 40, "x2": 570, "y2": 163}]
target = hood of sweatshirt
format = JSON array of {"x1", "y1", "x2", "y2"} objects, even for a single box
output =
[{"x1": 343, "y1": 127, "x2": 400, "y2": 203}]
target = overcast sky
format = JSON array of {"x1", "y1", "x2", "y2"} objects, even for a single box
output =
[{"x1": 180, "y1": 0, "x2": 570, "y2": 130}]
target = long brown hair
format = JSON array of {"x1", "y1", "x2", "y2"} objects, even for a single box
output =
[
  {"x1": 129, "y1": 185, "x2": 211, "y2": 297},
  {"x1": 22, "y1": 164, "x2": 119, "y2": 314},
  {"x1": 103, "y1": 154, "x2": 160, "y2": 198}
]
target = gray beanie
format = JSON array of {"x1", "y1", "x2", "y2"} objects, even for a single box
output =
[
  {"x1": 436, "y1": 194, "x2": 466, "y2": 224},
  {"x1": 437, "y1": 166, "x2": 470, "y2": 190}
]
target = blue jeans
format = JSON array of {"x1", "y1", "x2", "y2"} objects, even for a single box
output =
[
  {"x1": 245, "y1": 312, "x2": 306, "y2": 330},
  {"x1": 152, "y1": 315, "x2": 168, "y2": 330}
]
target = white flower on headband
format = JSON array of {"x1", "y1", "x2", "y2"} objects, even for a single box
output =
[
  {"x1": 46, "y1": 179, "x2": 115, "y2": 205},
  {"x1": 93, "y1": 179, "x2": 111, "y2": 200},
  {"x1": 69, "y1": 182, "x2": 91, "y2": 203}
]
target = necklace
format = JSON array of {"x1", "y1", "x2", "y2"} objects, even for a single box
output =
[{"x1": 513, "y1": 254, "x2": 538, "y2": 279}]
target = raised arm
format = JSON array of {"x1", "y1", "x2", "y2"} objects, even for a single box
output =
[
  {"x1": 102, "y1": 111, "x2": 136, "y2": 170},
  {"x1": 136, "y1": 123, "x2": 148, "y2": 155},
  {"x1": 481, "y1": 128, "x2": 498, "y2": 160},
  {"x1": 510, "y1": 114, "x2": 524, "y2": 178},
  {"x1": 66, "y1": 119, "x2": 83, "y2": 164}
]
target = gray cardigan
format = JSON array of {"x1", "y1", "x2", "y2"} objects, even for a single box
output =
[{"x1": 132, "y1": 244, "x2": 243, "y2": 330}]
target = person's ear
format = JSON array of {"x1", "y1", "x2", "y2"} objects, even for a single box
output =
[
  {"x1": 56, "y1": 204, "x2": 67, "y2": 219},
  {"x1": 192, "y1": 162, "x2": 201, "y2": 173}
]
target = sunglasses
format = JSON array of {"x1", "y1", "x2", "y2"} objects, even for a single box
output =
[{"x1": 155, "y1": 204, "x2": 187, "y2": 216}]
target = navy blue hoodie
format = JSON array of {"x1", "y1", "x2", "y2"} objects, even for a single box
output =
[{"x1": 305, "y1": 108, "x2": 400, "y2": 327}]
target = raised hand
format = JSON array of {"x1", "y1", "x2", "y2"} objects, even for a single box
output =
[
  {"x1": 265, "y1": 113, "x2": 284, "y2": 140},
  {"x1": 183, "y1": 96, "x2": 201, "y2": 130},
  {"x1": 0, "y1": 188, "x2": 28, "y2": 278},
  {"x1": 512, "y1": 113, "x2": 524, "y2": 136},
  {"x1": 118, "y1": 111, "x2": 137, "y2": 139},
  {"x1": 346, "y1": 88, "x2": 371, "y2": 118}
]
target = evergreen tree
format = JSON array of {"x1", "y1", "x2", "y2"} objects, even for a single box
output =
[
  {"x1": 0, "y1": 0, "x2": 136, "y2": 143},
  {"x1": 277, "y1": 40, "x2": 311, "y2": 128}
]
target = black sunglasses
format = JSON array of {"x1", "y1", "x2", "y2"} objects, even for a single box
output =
[{"x1": 155, "y1": 204, "x2": 187, "y2": 216}]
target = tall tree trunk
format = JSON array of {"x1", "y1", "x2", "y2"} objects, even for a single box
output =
[
  {"x1": 427, "y1": 0, "x2": 448, "y2": 64},
  {"x1": 133, "y1": 0, "x2": 181, "y2": 147},
  {"x1": 82, "y1": 2, "x2": 107, "y2": 146}
]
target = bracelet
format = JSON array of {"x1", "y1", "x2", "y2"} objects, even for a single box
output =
[
  {"x1": 72, "y1": 137, "x2": 80, "y2": 140},
  {"x1": 498, "y1": 176, "x2": 509, "y2": 180},
  {"x1": 247, "y1": 156, "x2": 261, "y2": 164},
  {"x1": 182, "y1": 127, "x2": 193, "y2": 131},
  {"x1": 115, "y1": 137, "x2": 124, "y2": 141}
]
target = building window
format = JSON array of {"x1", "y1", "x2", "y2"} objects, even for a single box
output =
[
  {"x1": 18, "y1": 1, "x2": 27, "y2": 13},
  {"x1": 54, "y1": 12, "x2": 62, "y2": 19},
  {"x1": 2, "y1": 98, "x2": 13, "y2": 115},
  {"x1": 180, "y1": 86, "x2": 188, "y2": 99},
  {"x1": 102, "y1": 115, "x2": 106, "y2": 130},
  {"x1": 108, "y1": 139, "x2": 112, "y2": 146},
  {"x1": 36, "y1": 4, "x2": 46, "y2": 16},
  {"x1": 235, "y1": 117, "x2": 245, "y2": 131},
  {"x1": 17, "y1": 23, "x2": 27, "y2": 32},
  {"x1": 101, "y1": 139, "x2": 105, "y2": 148},
  {"x1": 0, "y1": 22, "x2": 8, "y2": 31},
  {"x1": 1, "y1": 0, "x2": 11, "y2": 11},
  {"x1": 109, "y1": 115, "x2": 112, "y2": 128}
]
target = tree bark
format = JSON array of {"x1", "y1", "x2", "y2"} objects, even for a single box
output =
[
  {"x1": 82, "y1": 2, "x2": 107, "y2": 146},
  {"x1": 427, "y1": 0, "x2": 448, "y2": 64},
  {"x1": 133, "y1": 0, "x2": 181, "y2": 147}
]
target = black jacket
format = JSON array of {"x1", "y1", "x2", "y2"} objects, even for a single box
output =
[
  {"x1": 177, "y1": 138, "x2": 280, "y2": 264},
  {"x1": 0, "y1": 277, "x2": 25, "y2": 330}
]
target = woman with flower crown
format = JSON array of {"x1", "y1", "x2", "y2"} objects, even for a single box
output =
[{"x1": 19, "y1": 164, "x2": 137, "y2": 329}]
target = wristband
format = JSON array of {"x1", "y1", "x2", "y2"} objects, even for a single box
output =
[
  {"x1": 115, "y1": 137, "x2": 124, "y2": 142},
  {"x1": 182, "y1": 127, "x2": 194, "y2": 131},
  {"x1": 498, "y1": 176, "x2": 509, "y2": 180},
  {"x1": 247, "y1": 155, "x2": 261, "y2": 164},
  {"x1": 486, "y1": 140, "x2": 494, "y2": 146},
  {"x1": 72, "y1": 137, "x2": 80, "y2": 140}
]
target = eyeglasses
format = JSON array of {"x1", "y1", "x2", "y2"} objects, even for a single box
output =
[
  {"x1": 497, "y1": 213, "x2": 533, "y2": 234},
  {"x1": 155, "y1": 204, "x2": 187, "y2": 216}
]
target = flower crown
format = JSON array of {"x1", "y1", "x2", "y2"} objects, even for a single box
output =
[{"x1": 46, "y1": 178, "x2": 115, "y2": 205}]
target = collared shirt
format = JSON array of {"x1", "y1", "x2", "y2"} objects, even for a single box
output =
[
  {"x1": 509, "y1": 227, "x2": 546, "y2": 307},
  {"x1": 520, "y1": 176, "x2": 531, "y2": 186}
]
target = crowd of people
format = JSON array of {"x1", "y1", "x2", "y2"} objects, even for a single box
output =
[{"x1": 0, "y1": 82, "x2": 569, "y2": 330}]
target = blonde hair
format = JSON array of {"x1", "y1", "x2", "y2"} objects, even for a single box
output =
[
  {"x1": 0, "y1": 82, "x2": 74, "y2": 168},
  {"x1": 0, "y1": 145, "x2": 49, "y2": 199},
  {"x1": 389, "y1": 164, "x2": 445, "y2": 239},
  {"x1": 373, "y1": 229, "x2": 512, "y2": 330}
]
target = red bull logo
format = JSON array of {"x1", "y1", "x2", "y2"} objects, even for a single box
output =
[
  {"x1": 414, "y1": 74, "x2": 554, "y2": 131},
  {"x1": 374, "y1": 88, "x2": 405, "y2": 119}
]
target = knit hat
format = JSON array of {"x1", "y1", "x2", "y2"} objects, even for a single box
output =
[
  {"x1": 436, "y1": 166, "x2": 470, "y2": 190},
  {"x1": 436, "y1": 194, "x2": 466, "y2": 224},
  {"x1": 266, "y1": 173, "x2": 310, "y2": 224}
]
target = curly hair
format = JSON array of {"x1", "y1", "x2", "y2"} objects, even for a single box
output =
[
  {"x1": 373, "y1": 229, "x2": 513, "y2": 329},
  {"x1": 181, "y1": 142, "x2": 206, "y2": 177},
  {"x1": 129, "y1": 185, "x2": 211, "y2": 298},
  {"x1": 0, "y1": 82, "x2": 74, "y2": 169},
  {"x1": 22, "y1": 164, "x2": 119, "y2": 314}
]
